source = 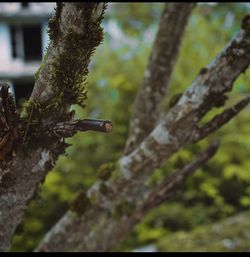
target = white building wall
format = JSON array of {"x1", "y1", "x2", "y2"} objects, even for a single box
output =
[
  {"x1": 0, "y1": 3, "x2": 55, "y2": 80},
  {"x1": 0, "y1": 23, "x2": 12, "y2": 64},
  {"x1": 42, "y1": 21, "x2": 49, "y2": 55}
]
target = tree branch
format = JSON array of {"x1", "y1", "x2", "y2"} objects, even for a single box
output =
[
  {"x1": 31, "y1": 3, "x2": 106, "y2": 109},
  {"x1": 194, "y1": 95, "x2": 250, "y2": 141},
  {"x1": 76, "y1": 142, "x2": 219, "y2": 252},
  {"x1": 118, "y1": 24, "x2": 250, "y2": 186},
  {"x1": 124, "y1": 3, "x2": 195, "y2": 154},
  {"x1": 49, "y1": 119, "x2": 113, "y2": 138},
  {"x1": 139, "y1": 141, "x2": 219, "y2": 212},
  {"x1": 0, "y1": 3, "x2": 107, "y2": 252},
  {"x1": 36, "y1": 142, "x2": 219, "y2": 252},
  {"x1": 35, "y1": 17, "x2": 250, "y2": 252}
]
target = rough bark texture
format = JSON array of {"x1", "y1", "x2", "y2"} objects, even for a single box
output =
[
  {"x1": 35, "y1": 13, "x2": 250, "y2": 252},
  {"x1": 1, "y1": 3, "x2": 250, "y2": 252},
  {"x1": 132, "y1": 141, "x2": 219, "y2": 217},
  {"x1": 50, "y1": 119, "x2": 113, "y2": 138},
  {"x1": 0, "y1": 3, "x2": 106, "y2": 252},
  {"x1": 31, "y1": 3, "x2": 106, "y2": 108},
  {"x1": 36, "y1": 142, "x2": 219, "y2": 252},
  {"x1": 193, "y1": 95, "x2": 250, "y2": 141},
  {"x1": 125, "y1": 3, "x2": 195, "y2": 155}
]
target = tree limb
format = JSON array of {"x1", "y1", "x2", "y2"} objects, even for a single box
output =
[
  {"x1": 194, "y1": 95, "x2": 250, "y2": 141},
  {"x1": 117, "y1": 24, "x2": 250, "y2": 189},
  {"x1": 36, "y1": 142, "x2": 219, "y2": 252},
  {"x1": 77, "y1": 142, "x2": 219, "y2": 252},
  {"x1": 31, "y1": 3, "x2": 106, "y2": 109},
  {"x1": 49, "y1": 119, "x2": 113, "y2": 138},
  {"x1": 124, "y1": 3, "x2": 195, "y2": 154},
  {"x1": 36, "y1": 18, "x2": 250, "y2": 251},
  {"x1": 0, "y1": 3, "x2": 107, "y2": 252},
  {"x1": 139, "y1": 141, "x2": 219, "y2": 212}
]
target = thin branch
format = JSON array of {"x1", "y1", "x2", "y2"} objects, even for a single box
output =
[
  {"x1": 117, "y1": 24, "x2": 250, "y2": 187},
  {"x1": 49, "y1": 119, "x2": 113, "y2": 138},
  {"x1": 75, "y1": 142, "x2": 219, "y2": 252},
  {"x1": 30, "y1": 3, "x2": 107, "y2": 109},
  {"x1": 36, "y1": 142, "x2": 219, "y2": 253},
  {"x1": 193, "y1": 95, "x2": 250, "y2": 141},
  {"x1": 140, "y1": 141, "x2": 219, "y2": 212},
  {"x1": 35, "y1": 16, "x2": 250, "y2": 252},
  {"x1": 124, "y1": 3, "x2": 195, "y2": 155}
]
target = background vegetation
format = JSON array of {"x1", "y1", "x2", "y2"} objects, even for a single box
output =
[{"x1": 11, "y1": 3, "x2": 250, "y2": 251}]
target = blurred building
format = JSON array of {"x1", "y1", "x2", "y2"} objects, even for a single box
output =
[{"x1": 0, "y1": 2, "x2": 55, "y2": 106}]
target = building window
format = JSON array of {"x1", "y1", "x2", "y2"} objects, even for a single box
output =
[
  {"x1": 10, "y1": 24, "x2": 42, "y2": 62},
  {"x1": 21, "y1": 2, "x2": 29, "y2": 9},
  {"x1": 23, "y1": 26, "x2": 42, "y2": 61},
  {"x1": 13, "y1": 80, "x2": 34, "y2": 108},
  {"x1": 10, "y1": 26, "x2": 18, "y2": 59}
]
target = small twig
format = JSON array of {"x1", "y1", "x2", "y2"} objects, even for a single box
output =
[
  {"x1": 50, "y1": 118, "x2": 113, "y2": 138},
  {"x1": 77, "y1": 119, "x2": 112, "y2": 133},
  {"x1": 141, "y1": 141, "x2": 219, "y2": 212},
  {"x1": 194, "y1": 95, "x2": 250, "y2": 141}
]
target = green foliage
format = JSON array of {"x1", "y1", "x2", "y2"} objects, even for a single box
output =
[
  {"x1": 10, "y1": 3, "x2": 250, "y2": 252},
  {"x1": 157, "y1": 210, "x2": 250, "y2": 252},
  {"x1": 69, "y1": 190, "x2": 92, "y2": 216},
  {"x1": 97, "y1": 162, "x2": 117, "y2": 181},
  {"x1": 112, "y1": 200, "x2": 135, "y2": 219}
]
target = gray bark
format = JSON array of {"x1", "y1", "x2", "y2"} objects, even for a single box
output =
[
  {"x1": 125, "y1": 3, "x2": 195, "y2": 154},
  {"x1": 35, "y1": 14, "x2": 250, "y2": 252},
  {"x1": 0, "y1": 3, "x2": 106, "y2": 251},
  {"x1": 0, "y1": 2, "x2": 249, "y2": 252}
]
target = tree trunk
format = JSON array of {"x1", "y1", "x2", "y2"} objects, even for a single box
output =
[{"x1": 0, "y1": 2, "x2": 250, "y2": 252}]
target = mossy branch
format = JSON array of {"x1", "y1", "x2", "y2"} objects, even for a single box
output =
[
  {"x1": 0, "y1": 3, "x2": 108, "y2": 252},
  {"x1": 24, "y1": 3, "x2": 107, "y2": 128}
]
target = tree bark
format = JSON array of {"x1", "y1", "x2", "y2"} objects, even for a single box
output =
[
  {"x1": 35, "y1": 14, "x2": 250, "y2": 252},
  {"x1": 125, "y1": 3, "x2": 195, "y2": 154},
  {"x1": 1, "y1": 2, "x2": 249, "y2": 252},
  {"x1": 0, "y1": 3, "x2": 107, "y2": 252}
]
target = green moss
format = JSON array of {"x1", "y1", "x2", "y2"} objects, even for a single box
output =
[
  {"x1": 20, "y1": 101, "x2": 53, "y2": 140},
  {"x1": 241, "y1": 14, "x2": 250, "y2": 31},
  {"x1": 43, "y1": 4, "x2": 105, "y2": 111},
  {"x1": 97, "y1": 162, "x2": 117, "y2": 181},
  {"x1": 88, "y1": 192, "x2": 98, "y2": 205},
  {"x1": 109, "y1": 169, "x2": 122, "y2": 184},
  {"x1": 169, "y1": 93, "x2": 183, "y2": 108},
  {"x1": 99, "y1": 182, "x2": 109, "y2": 194},
  {"x1": 69, "y1": 190, "x2": 91, "y2": 216},
  {"x1": 112, "y1": 199, "x2": 135, "y2": 219},
  {"x1": 20, "y1": 3, "x2": 106, "y2": 143},
  {"x1": 224, "y1": 30, "x2": 250, "y2": 65},
  {"x1": 157, "y1": 210, "x2": 250, "y2": 252},
  {"x1": 47, "y1": 3, "x2": 64, "y2": 45},
  {"x1": 199, "y1": 67, "x2": 208, "y2": 76},
  {"x1": 34, "y1": 51, "x2": 49, "y2": 81}
]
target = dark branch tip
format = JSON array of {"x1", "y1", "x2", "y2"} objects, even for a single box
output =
[
  {"x1": 241, "y1": 14, "x2": 250, "y2": 31},
  {"x1": 207, "y1": 141, "x2": 220, "y2": 157},
  {"x1": 199, "y1": 67, "x2": 208, "y2": 76},
  {"x1": 104, "y1": 122, "x2": 113, "y2": 133}
]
